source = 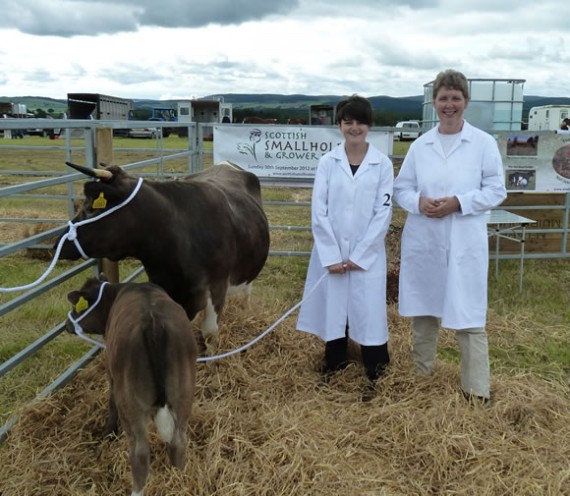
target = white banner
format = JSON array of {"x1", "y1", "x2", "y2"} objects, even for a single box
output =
[
  {"x1": 498, "y1": 131, "x2": 570, "y2": 192},
  {"x1": 213, "y1": 124, "x2": 393, "y2": 179}
]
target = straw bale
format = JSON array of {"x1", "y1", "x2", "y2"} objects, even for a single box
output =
[{"x1": 0, "y1": 297, "x2": 568, "y2": 496}]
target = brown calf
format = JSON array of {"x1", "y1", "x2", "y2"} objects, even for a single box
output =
[{"x1": 66, "y1": 277, "x2": 197, "y2": 496}]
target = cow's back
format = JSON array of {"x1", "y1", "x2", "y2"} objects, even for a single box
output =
[
  {"x1": 181, "y1": 164, "x2": 270, "y2": 285},
  {"x1": 104, "y1": 283, "x2": 197, "y2": 410},
  {"x1": 186, "y1": 163, "x2": 263, "y2": 203}
]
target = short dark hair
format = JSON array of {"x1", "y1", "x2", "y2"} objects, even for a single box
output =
[
  {"x1": 335, "y1": 95, "x2": 373, "y2": 126},
  {"x1": 432, "y1": 69, "x2": 469, "y2": 101}
]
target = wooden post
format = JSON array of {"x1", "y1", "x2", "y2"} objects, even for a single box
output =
[
  {"x1": 96, "y1": 128, "x2": 119, "y2": 284},
  {"x1": 96, "y1": 127, "x2": 114, "y2": 166}
]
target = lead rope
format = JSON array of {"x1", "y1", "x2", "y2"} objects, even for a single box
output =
[
  {"x1": 70, "y1": 272, "x2": 328, "y2": 362},
  {"x1": 0, "y1": 177, "x2": 144, "y2": 293},
  {"x1": 197, "y1": 272, "x2": 327, "y2": 363}
]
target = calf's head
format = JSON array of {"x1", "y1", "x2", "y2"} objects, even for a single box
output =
[{"x1": 66, "y1": 277, "x2": 112, "y2": 336}]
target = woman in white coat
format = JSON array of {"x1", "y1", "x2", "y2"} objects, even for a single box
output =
[
  {"x1": 297, "y1": 95, "x2": 394, "y2": 388},
  {"x1": 393, "y1": 69, "x2": 507, "y2": 402}
]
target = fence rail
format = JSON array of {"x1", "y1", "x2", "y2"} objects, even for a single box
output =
[{"x1": 1, "y1": 121, "x2": 569, "y2": 442}]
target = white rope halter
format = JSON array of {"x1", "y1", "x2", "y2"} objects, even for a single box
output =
[
  {"x1": 66, "y1": 281, "x2": 109, "y2": 348},
  {"x1": 1, "y1": 177, "x2": 143, "y2": 293}
]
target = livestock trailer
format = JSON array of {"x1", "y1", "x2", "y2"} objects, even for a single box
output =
[
  {"x1": 309, "y1": 104, "x2": 336, "y2": 125},
  {"x1": 67, "y1": 93, "x2": 134, "y2": 120},
  {"x1": 0, "y1": 102, "x2": 27, "y2": 117},
  {"x1": 177, "y1": 98, "x2": 233, "y2": 139},
  {"x1": 67, "y1": 93, "x2": 134, "y2": 136},
  {"x1": 527, "y1": 105, "x2": 570, "y2": 131}
]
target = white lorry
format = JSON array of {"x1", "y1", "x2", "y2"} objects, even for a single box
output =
[
  {"x1": 394, "y1": 121, "x2": 421, "y2": 141},
  {"x1": 527, "y1": 105, "x2": 570, "y2": 131}
]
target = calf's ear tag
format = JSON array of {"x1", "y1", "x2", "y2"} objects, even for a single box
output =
[
  {"x1": 75, "y1": 296, "x2": 89, "y2": 313},
  {"x1": 93, "y1": 193, "x2": 107, "y2": 209}
]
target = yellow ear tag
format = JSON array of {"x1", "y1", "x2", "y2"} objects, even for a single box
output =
[
  {"x1": 75, "y1": 296, "x2": 89, "y2": 313},
  {"x1": 93, "y1": 192, "x2": 107, "y2": 209}
]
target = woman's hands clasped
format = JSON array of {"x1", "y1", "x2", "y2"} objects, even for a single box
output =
[
  {"x1": 419, "y1": 196, "x2": 461, "y2": 218},
  {"x1": 327, "y1": 260, "x2": 362, "y2": 274}
]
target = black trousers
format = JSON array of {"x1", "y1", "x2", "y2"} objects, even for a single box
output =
[
  {"x1": 324, "y1": 336, "x2": 349, "y2": 373},
  {"x1": 324, "y1": 326, "x2": 390, "y2": 381},
  {"x1": 361, "y1": 343, "x2": 390, "y2": 381}
]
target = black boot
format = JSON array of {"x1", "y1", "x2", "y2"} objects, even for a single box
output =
[
  {"x1": 360, "y1": 343, "x2": 390, "y2": 401},
  {"x1": 321, "y1": 336, "x2": 349, "y2": 382},
  {"x1": 361, "y1": 342, "x2": 390, "y2": 381}
]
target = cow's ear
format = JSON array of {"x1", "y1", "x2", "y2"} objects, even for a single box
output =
[
  {"x1": 83, "y1": 182, "x2": 124, "y2": 209},
  {"x1": 67, "y1": 290, "x2": 81, "y2": 304},
  {"x1": 68, "y1": 291, "x2": 91, "y2": 313}
]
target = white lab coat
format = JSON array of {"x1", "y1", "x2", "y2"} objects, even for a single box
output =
[
  {"x1": 393, "y1": 121, "x2": 507, "y2": 329},
  {"x1": 296, "y1": 143, "x2": 394, "y2": 346}
]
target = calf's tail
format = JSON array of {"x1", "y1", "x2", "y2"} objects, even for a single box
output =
[
  {"x1": 154, "y1": 406, "x2": 175, "y2": 443},
  {"x1": 144, "y1": 312, "x2": 174, "y2": 442}
]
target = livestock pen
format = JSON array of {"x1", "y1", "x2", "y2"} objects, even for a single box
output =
[{"x1": 0, "y1": 122, "x2": 569, "y2": 495}]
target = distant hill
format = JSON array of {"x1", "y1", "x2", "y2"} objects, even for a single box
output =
[
  {"x1": 2, "y1": 93, "x2": 570, "y2": 121},
  {"x1": 0, "y1": 96, "x2": 67, "y2": 114},
  {"x1": 132, "y1": 93, "x2": 424, "y2": 112},
  {"x1": 522, "y1": 96, "x2": 570, "y2": 116}
]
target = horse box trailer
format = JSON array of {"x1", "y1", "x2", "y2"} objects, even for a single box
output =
[
  {"x1": 309, "y1": 104, "x2": 336, "y2": 125},
  {"x1": 527, "y1": 105, "x2": 570, "y2": 131},
  {"x1": 67, "y1": 93, "x2": 134, "y2": 137},
  {"x1": 177, "y1": 98, "x2": 233, "y2": 139},
  {"x1": 0, "y1": 102, "x2": 28, "y2": 117},
  {"x1": 67, "y1": 93, "x2": 134, "y2": 120}
]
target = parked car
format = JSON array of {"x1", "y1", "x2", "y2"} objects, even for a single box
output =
[
  {"x1": 26, "y1": 117, "x2": 55, "y2": 137},
  {"x1": 127, "y1": 127, "x2": 161, "y2": 139},
  {"x1": 394, "y1": 121, "x2": 421, "y2": 141}
]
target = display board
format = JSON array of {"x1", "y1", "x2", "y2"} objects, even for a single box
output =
[
  {"x1": 214, "y1": 125, "x2": 393, "y2": 179},
  {"x1": 498, "y1": 131, "x2": 570, "y2": 192}
]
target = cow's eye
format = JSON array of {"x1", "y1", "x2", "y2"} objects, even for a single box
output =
[{"x1": 82, "y1": 200, "x2": 99, "y2": 217}]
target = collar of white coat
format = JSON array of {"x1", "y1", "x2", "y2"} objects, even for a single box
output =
[
  {"x1": 330, "y1": 143, "x2": 383, "y2": 165},
  {"x1": 422, "y1": 119, "x2": 476, "y2": 145}
]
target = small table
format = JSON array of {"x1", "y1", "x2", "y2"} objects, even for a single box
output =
[{"x1": 486, "y1": 209, "x2": 536, "y2": 291}]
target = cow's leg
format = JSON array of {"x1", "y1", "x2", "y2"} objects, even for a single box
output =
[
  {"x1": 201, "y1": 294, "x2": 219, "y2": 339},
  {"x1": 167, "y1": 425, "x2": 187, "y2": 469},
  {"x1": 154, "y1": 405, "x2": 186, "y2": 468},
  {"x1": 226, "y1": 281, "x2": 252, "y2": 308},
  {"x1": 201, "y1": 283, "x2": 228, "y2": 352},
  {"x1": 124, "y1": 417, "x2": 150, "y2": 496},
  {"x1": 102, "y1": 384, "x2": 119, "y2": 438},
  {"x1": 168, "y1": 383, "x2": 194, "y2": 468},
  {"x1": 201, "y1": 295, "x2": 219, "y2": 355},
  {"x1": 166, "y1": 366, "x2": 194, "y2": 469}
]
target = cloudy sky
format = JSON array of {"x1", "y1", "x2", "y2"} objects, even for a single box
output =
[{"x1": 0, "y1": 0, "x2": 568, "y2": 101}]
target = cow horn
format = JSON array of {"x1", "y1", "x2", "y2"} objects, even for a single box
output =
[{"x1": 65, "y1": 162, "x2": 113, "y2": 179}]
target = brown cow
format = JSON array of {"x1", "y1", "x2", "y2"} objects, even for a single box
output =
[
  {"x1": 55, "y1": 162, "x2": 270, "y2": 348},
  {"x1": 66, "y1": 277, "x2": 197, "y2": 496}
]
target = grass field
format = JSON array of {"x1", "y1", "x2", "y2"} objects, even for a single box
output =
[{"x1": 0, "y1": 135, "x2": 569, "y2": 495}]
